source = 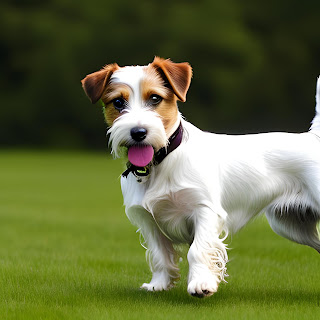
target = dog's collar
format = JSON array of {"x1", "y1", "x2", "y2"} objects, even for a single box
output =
[
  {"x1": 122, "y1": 122, "x2": 184, "y2": 180},
  {"x1": 154, "y1": 121, "x2": 184, "y2": 165}
]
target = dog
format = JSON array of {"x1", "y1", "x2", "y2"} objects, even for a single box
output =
[{"x1": 81, "y1": 57, "x2": 320, "y2": 298}]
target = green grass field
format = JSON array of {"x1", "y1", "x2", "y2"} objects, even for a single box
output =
[{"x1": 0, "y1": 151, "x2": 319, "y2": 319}]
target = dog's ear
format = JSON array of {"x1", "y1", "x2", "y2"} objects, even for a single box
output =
[
  {"x1": 81, "y1": 63, "x2": 119, "y2": 104},
  {"x1": 151, "y1": 57, "x2": 192, "y2": 102}
]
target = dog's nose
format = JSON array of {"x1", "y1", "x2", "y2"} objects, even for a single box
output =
[{"x1": 130, "y1": 127, "x2": 147, "y2": 142}]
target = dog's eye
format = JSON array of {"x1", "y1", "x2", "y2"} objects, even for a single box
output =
[
  {"x1": 149, "y1": 94, "x2": 163, "y2": 106},
  {"x1": 112, "y1": 98, "x2": 126, "y2": 111}
]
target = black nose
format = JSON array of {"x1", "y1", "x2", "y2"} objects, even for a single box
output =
[{"x1": 130, "y1": 127, "x2": 147, "y2": 142}]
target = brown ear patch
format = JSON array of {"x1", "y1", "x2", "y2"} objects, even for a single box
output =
[
  {"x1": 81, "y1": 63, "x2": 119, "y2": 104},
  {"x1": 151, "y1": 57, "x2": 192, "y2": 102}
]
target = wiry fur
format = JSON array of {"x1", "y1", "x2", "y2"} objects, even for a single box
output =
[{"x1": 82, "y1": 58, "x2": 320, "y2": 298}]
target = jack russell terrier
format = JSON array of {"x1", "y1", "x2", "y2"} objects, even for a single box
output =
[{"x1": 82, "y1": 57, "x2": 320, "y2": 297}]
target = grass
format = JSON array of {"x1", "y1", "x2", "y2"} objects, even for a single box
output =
[{"x1": 0, "y1": 150, "x2": 319, "y2": 319}]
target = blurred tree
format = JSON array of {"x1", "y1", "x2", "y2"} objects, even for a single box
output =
[{"x1": 0, "y1": 0, "x2": 319, "y2": 148}]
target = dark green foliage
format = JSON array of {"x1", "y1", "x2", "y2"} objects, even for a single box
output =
[{"x1": 1, "y1": 0, "x2": 320, "y2": 148}]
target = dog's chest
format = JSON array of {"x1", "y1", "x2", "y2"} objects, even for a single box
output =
[
  {"x1": 146, "y1": 189, "x2": 195, "y2": 244},
  {"x1": 121, "y1": 173, "x2": 196, "y2": 243}
]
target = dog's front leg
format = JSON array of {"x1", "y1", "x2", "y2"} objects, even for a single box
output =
[
  {"x1": 126, "y1": 205, "x2": 180, "y2": 291},
  {"x1": 122, "y1": 176, "x2": 179, "y2": 291},
  {"x1": 187, "y1": 206, "x2": 228, "y2": 298},
  {"x1": 139, "y1": 221, "x2": 180, "y2": 292}
]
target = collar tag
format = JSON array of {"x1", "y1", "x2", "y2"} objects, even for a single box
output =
[{"x1": 122, "y1": 163, "x2": 151, "y2": 183}]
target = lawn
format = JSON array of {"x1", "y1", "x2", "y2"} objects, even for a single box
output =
[{"x1": 0, "y1": 150, "x2": 319, "y2": 319}]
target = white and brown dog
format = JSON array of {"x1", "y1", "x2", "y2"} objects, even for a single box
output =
[{"x1": 82, "y1": 57, "x2": 320, "y2": 297}]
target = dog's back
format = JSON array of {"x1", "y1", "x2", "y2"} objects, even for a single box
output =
[{"x1": 310, "y1": 77, "x2": 320, "y2": 132}]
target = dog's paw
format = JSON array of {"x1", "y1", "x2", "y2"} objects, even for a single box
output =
[
  {"x1": 187, "y1": 276, "x2": 219, "y2": 298},
  {"x1": 140, "y1": 271, "x2": 175, "y2": 291},
  {"x1": 141, "y1": 281, "x2": 170, "y2": 292}
]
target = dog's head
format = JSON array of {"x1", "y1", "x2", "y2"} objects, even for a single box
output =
[{"x1": 81, "y1": 57, "x2": 192, "y2": 166}]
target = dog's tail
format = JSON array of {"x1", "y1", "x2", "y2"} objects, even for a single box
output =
[{"x1": 310, "y1": 76, "x2": 320, "y2": 132}]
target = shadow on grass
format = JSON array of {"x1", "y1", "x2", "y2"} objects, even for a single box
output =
[{"x1": 78, "y1": 280, "x2": 320, "y2": 308}]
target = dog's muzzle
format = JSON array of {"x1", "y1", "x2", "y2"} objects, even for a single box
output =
[{"x1": 122, "y1": 122, "x2": 184, "y2": 181}]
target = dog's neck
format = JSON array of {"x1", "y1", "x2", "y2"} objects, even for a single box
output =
[
  {"x1": 154, "y1": 121, "x2": 184, "y2": 165},
  {"x1": 166, "y1": 116, "x2": 181, "y2": 138}
]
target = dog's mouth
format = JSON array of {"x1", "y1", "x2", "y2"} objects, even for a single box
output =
[{"x1": 127, "y1": 144, "x2": 155, "y2": 167}]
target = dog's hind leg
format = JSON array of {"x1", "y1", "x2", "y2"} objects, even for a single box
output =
[{"x1": 265, "y1": 207, "x2": 320, "y2": 253}]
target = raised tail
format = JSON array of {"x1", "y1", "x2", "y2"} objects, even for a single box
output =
[{"x1": 310, "y1": 76, "x2": 320, "y2": 131}]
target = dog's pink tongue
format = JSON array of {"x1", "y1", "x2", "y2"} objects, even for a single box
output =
[{"x1": 128, "y1": 145, "x2": 154, "y2": 167}]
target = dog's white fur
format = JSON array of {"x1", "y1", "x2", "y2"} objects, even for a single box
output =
[{"x1": 82, "y1": 59, "x2": 320, "y2": 297}]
